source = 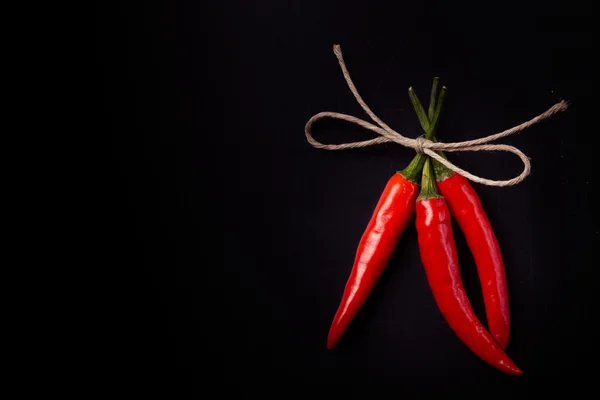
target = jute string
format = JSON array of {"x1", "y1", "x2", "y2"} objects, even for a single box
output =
[{"x1": 305, "y1": 45, "x2": 568, "y2": 187}]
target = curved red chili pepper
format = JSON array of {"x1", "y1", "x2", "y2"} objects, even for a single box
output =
[
  {"x1": 416, "y1": 160, "x2": 522, "y2": 375},
  {"x1": 435, "y1": 169, "x2": 510, "y2": 348},
  {"x1": 327, "y1": 156, "x2": 424, "y2": 349},
  {"x1": 410, "y1": 80, "x2": 511, "y2": 349}
]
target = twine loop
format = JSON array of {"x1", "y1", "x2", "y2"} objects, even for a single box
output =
[{"x1": 305, "y1": 45, "x2": 568, "y2": 187}]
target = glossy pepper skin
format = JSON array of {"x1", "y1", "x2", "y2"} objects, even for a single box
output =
[
  {"x1": 436, "y1": 171, "x2": 510, "y2": 348},
  {"x1": 415, "y1": 166, "x2": 522, "y2": 375},
  {"x1": 327, "y1": 161, "x2": 422, "y2": 349}
]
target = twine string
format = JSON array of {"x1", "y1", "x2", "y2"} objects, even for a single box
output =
[{"x1": 305, "y1": 45, "x2": 568, "y2": 187}]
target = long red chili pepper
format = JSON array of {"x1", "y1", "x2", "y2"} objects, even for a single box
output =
[
  {"x1": 327, "y1": 155, "x2": 424, "y2": 349},
  {"x1": 327, "y1": 80, "x2": 449, "y2": 349},
  {"x1": 410, "y1": 80, "x2": 511, "y2": 348},
  {"x1": 415, "y1": 159, "x2": 522, "y2": 375},
  {"x1": 434, "y1": 163, "x2": 510, "y2": 348}
]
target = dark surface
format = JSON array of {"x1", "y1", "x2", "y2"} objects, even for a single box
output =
[{"x1": 97, "y1": 1, "x2": 595, "y2": 390}]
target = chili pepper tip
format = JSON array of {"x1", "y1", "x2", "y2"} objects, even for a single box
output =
[{"x1": 500, "y1": 361, "x2": 523, "y2": 376}]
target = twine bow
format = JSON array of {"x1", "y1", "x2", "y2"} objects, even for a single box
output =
[{"x1": 305, "y1": 45, "x2": 568, "y2": 187}]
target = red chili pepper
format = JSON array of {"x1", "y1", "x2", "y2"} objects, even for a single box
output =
[
  {"x1": 415, "y1": 159, "x2": 522, "y2": 375},
  {"x1": 327, "y1": 155, "x2": 425, "y2": 349},
  {"x1": 411, "y1": 80, "x2": 511, "y2": 349},
  {"x1": 327, "y1": 79, "x2": 449, "y2": 349},
  {"x1": 434, "y1": 164, "x2": 510, "y2": 348}
]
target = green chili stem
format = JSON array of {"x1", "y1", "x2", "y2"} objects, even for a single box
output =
[
  {"x1": 427, "y1": 87, "x2": 447, "y2": 140},
  {"x1": 417, "y1": 157, "x2": 441, "y2": 200},
  {"x1": 404, "y1": 79, "x2": 451, "y2": 184},
  {"x1": 428, "y1": 77, "x2": 439, "y2": 121},
  {"x1": 399, "y1": 153, "x2": 426, "y2": 184},
  {"x1": 408, "y1": 87, "x2": 430, "y2": 132}
]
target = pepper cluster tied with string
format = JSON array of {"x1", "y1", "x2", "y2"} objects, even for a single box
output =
[{"x1": 307, "y1": 45, "x2": 567, "y2": 375}]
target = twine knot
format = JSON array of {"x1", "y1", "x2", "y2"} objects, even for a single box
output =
[
  {"x1": 414, "y1": 136, "x2": 431, "y2": 155},
  {"x1": 305, "y1": 45, "x2": 569, "y2": 187}
]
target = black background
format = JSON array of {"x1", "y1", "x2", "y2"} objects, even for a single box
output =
[{"x1": 97, "y1": 0, "x2": 596, "y2": 391}]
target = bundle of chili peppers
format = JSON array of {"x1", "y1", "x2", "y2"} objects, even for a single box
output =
[{"x1": 327, "y1": 78, "x2": 522, "y2": 375}]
